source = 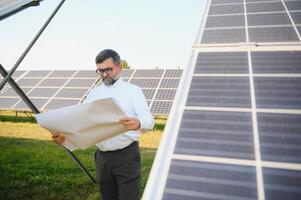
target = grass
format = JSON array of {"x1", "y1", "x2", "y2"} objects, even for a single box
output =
[{"x1": 0, "y1": 111, "x2": 165, "y2": 200}]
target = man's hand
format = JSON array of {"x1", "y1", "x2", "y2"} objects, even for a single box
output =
[
  {"x1": 52, "y1": 132, "x2": 65, "y2": 145},
  {"x1": 119, "y1": 117, "x2": 140, "y2": 131}
]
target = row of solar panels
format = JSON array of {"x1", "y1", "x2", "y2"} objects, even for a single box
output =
[
  {"x1": 201, "y1": 0, "x2": 301, "y2": 43},
  {"x1": 0, "y1": 69, "x2": 182, "y2": 115},
  {"x1": 143, "y1": 0, "x2": 301, "y2": 199}
]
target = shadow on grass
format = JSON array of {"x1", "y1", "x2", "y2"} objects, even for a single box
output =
[
  {"x1": 0, "y1": 113, "x2": 36, "y2": 123},
  {"x1": 0, "y1": 137, "x2": 157, "y2": 200}
]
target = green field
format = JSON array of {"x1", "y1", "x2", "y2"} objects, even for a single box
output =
[{"x1": 0, "y1": 111, "x2": 165, "y2": 200}]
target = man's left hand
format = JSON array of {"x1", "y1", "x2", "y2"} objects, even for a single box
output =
[{"x1": 119, "y1": 117, "x2": 140, "y2": 130}]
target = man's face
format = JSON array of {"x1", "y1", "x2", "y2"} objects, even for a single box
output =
[{"x1": 96, "y1": 58, "x2": 121, "y2": 85}]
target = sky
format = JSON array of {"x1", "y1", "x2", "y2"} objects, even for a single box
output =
[{"x1": 0, "y1": 0, "x2": 206, "y2": 70}]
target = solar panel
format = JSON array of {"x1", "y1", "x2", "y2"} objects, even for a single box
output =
[
  {"x1": 248, "y1": 26, "x2": 299, "y2": 42},
  {"x1": 44, "y1": 99, "x2": 80, "y2": 110},
  {"x1": 194, "y1": 52, "x2": 248, "y2": 73},
  {"x1": 0, "y1": 69, "x2": 183, "y2": 115},
  {"x1": 74, "y1": 70, "x2": 98, "y2": 78},
  {"x1": 13, "y1": 98, "x2": 48, "y2": 110},
  {"x1": 130, "y1": 78, "x2": 160, "y2": 88},
  {"x1": 24, "y1": 70, "x2": 51, "y2": 77},
  {"x1": 155, "y1": 89, "x2": 177, "y2": 101},
  {"x1": 65, "y1": 79, "x2": 96, "y2": 88},
  {"x1": 159, "y1": 79, "x2": 180, "y2": 89},
  {"x1": 164, "y1": 69, "x2": 183, "y2": 78},
  {"x1": 120, "y1": 69, "x2": 134, "y2": 77},
  {"x1": 28, "y1": 88, "x2": 59, "y2": 98},
  {"x1": 0, "y1": 97, "x2": 19, "y2": 109},
  {"x1": 142, "y1": 89, "x2": 156, "y2": 100},
  {"x1": 0, "y1": 87, "x2": 31, "y2": 96},
  {"x1": 246, "y1": 2, "x2": 285, "y2": 13},
  {"x1": 285, "y1": 0, "x2": 301, "y2": 11},
  {"x1": 49, "y1": 70, "x2": 76, "y2": 77},
  {"x1": 37, "y1": 79, "x2": 68, "y2": 87},
  {"x1": 16, "y1": 78, "x2": 42, "y2": 87},
  {"x1": 54, "y1": 88, "x2": 88, "y2": 99},
  {"x1": 151, "y1": 101, "x2": 173, "y2": 115},
  {"x1": 133, "y1": 69, "x2": 164, "y2": 77},
  {"x1": 252, "y1": 51, "x2": 301, "y2": 73},
  {"x1": 143, "y1": 0, "x2": 301, "y2": 199},
  {"x1": 0, "y1": 0, "x2": 40, "y2": 20}
]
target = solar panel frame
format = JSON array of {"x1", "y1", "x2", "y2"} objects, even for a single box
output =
[{"x1": 0, "y1": 0, "x2": 40, "y2": 20}]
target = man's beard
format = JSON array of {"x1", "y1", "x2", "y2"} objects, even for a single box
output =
[{"x1": 102, "y1": 75, "x2": 119, "y2": 86}]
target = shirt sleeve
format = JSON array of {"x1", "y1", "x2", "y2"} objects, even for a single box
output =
[{"x1": 133, "y1": 87, "x2": 155, "y2": 133}]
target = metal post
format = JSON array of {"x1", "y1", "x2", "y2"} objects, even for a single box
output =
[
  {"x1": 0, "y1": 64, "x2": 96, "y2": 184},
  {"x1": 0, "y1": 0, "x2": 66, "y2": 91}
]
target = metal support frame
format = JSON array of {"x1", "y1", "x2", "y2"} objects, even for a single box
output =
[
  {"x1": 0, "y1": 0, "x2": 97, "y2": 184},
  {"x1": 0, "y1": 64, "x2": 96, "y2": 184},
  {"x1": 0, "y1": 0, "x2": 64, "y2": 91}
]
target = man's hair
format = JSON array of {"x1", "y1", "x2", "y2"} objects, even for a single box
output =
[{"x1": 95, "y1": 49, "x2": 121, "y2": 65}]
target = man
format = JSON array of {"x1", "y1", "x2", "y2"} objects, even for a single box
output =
[{"x1": 52, "y1": 49, "x2": 155, "y2": 200}]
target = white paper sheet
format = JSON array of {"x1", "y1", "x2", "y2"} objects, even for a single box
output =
[{"x1": 35, "y1": 98, "x2": 128, "y2": 151}]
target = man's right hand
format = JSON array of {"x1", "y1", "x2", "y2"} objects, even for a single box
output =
[{"x1": 52, "y1": 132, "x2": 65, "y2": 145}]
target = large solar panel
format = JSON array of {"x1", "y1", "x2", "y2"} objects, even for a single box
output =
[
  {"x1": 143, "y1": 0, "x2": 301, "y2": 199},
  {"x1": 0, "y1": 0, "x2": 40, "y2": 20},
  {"x1": 0, "y1": 69, "x2": 183, "y2": 115}
]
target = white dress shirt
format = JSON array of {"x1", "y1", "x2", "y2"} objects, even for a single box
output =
[{"x1": 83, "y1": 78, "x2": 155, "y2": 151}]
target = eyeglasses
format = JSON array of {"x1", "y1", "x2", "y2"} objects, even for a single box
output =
[{"x1": 96, "y1": 67, "x2": 113, "y2": 75}]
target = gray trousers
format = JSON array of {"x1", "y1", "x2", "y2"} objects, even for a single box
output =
[{"x1": 95, "y1": 141, "x2": 141, "y2": 200}]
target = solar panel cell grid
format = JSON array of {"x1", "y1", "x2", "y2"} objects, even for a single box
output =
[
  {"x1": 16, "y1": 78, "x2": 42, "y2": 86},
  {"x1": 133, "y1": 69, "x2": 164, "y2": 77},
  {"x1": 290, "y1": 11, "x2": 301, "y2": 24},
  {"x1": 194, "y1": 52, "x2": 249, "y2": 73},
  {"x1": 186, "y1": 77, "x2": 251, "y2": 108},
  {"x1": 74, "y1": 70, "x2": 98, "y2": 78},
  {"x1": 254, "y1": 77, "x2": 301, "y2": 109},
  {"x1": 44, "y1": 99, "x2": 80, "y2": 110},
  {"x1": 247, "y1": 13, "x2": 292, "y2": 26},
  {"x1": 37, "y1": 79, "x2": 68, "y2": 87},
  {"x1": 130, "y1": 78, "x2": 160, "y2": 88},
  {"x1": 159, "y1": 79, "x2": 180, "y2": 88},
  {"x1": 24, "y1": 70, "x2": 51, "y2": 77},
  {"x1": 151, "y1": 101, "x2": 173, "y2": 115},
  {"x1": 0, "y1": 87, "x2": 31, "y2": 96},
  {"x1": 155, "y1": 89, "x2": 176, "y2": 101},
  {"x1": 27, "y1": 88, "x2": 59, "y2": 98},
  {"x1": 248, "y1": 26, "x2": 299, "y2": 42},
  {"x1": 246, "y1": 0, "x2": 281, "y2": 2},
  {"x1": 65, "y1": 79, "x2": 96, "y2": 88},
  {"x1": 0, "y1": 98, "x2": 19, "y2": 108},
  {"x1": 13, "y1": 98, "x2": 48, "y2": 110},
  {"x1": 49, "y1": 70, "x2": 76, "y2": 77},
  {"x1": 252, "y1": 51, "x2": 301, "y2": 73},
  {"x1": 205, "y1": 15, "x2": 245, "y2": 28},
  {"x1": 263, "y1": 168, "x2": 301, "y2": 200},
  {"x1": 175, "y1": 110, "x2": 255, "y2": 159},
  {"x1": 201, "y1": 28, "x2": 246, "y2": 44},
  {"x1": 211, "y1": 0, "x2": 243, "y2": 4},
  {"x1": 120, "y1": 70, "x2": 134, "y2": 77},
  {"x1": 284, "y1": 0, "x2": 301, "y2": 11},
  {"x1": 55, "y1": 88, "x2": 88, "y2": 98},
  {"x1": 163, "y1": 160, "x2": 257, "y2": 200},
  {"x1": 164, "y1": 69, "x2": 182, "y2": 78},
  {"x1": 258, "y1": 113, "x2": 301, "y2": 163},
  {"x1": 246, "y1": 2, "x2": 285, "y2": 13},
  {"x1": 142, "y1": 89, "x2": 156, "y2": 100},
  {"x1": 208, "y1": 4, "x2": 244, "y2": 15}
]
